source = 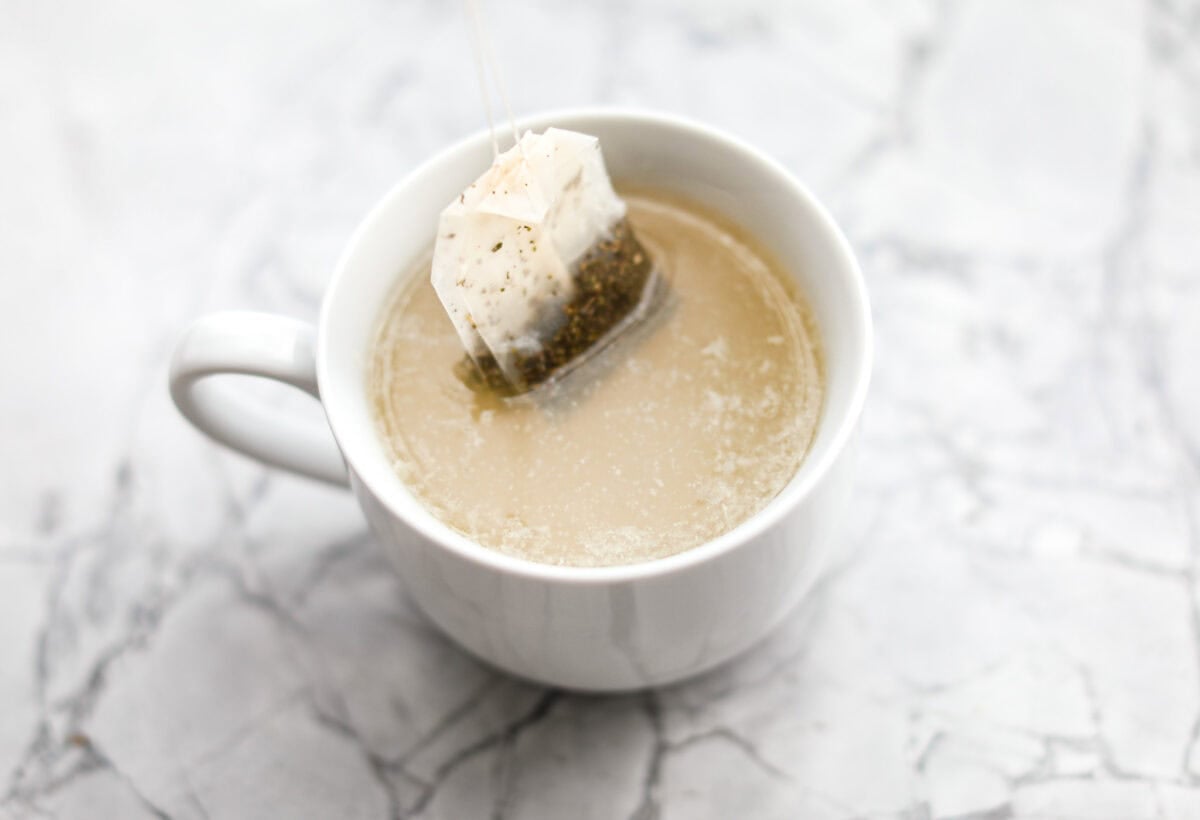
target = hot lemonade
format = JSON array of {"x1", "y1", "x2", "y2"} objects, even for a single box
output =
[{"x1": 370, "y1": 190, "x2": 823, "y2": 567}]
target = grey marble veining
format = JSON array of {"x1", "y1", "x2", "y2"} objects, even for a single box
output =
[{"x1": 2, "y1": 0, "x2": 1199, "y2": 817}]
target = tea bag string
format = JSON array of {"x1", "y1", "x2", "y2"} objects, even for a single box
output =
[{"x1": 464, "y1": 0, "x2": 521, "y2": 160}]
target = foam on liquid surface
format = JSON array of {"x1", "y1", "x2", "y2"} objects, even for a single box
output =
[{"x1": 370, "y1": 190, "x2": 824, "y2": 567}]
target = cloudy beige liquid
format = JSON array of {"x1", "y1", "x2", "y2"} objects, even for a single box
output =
[{"x1": 369, "y1": 190, "x2": 823, "y2": 567}]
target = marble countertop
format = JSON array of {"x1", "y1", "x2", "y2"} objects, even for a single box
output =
[{"x1": 3, "y1": 0, "x2": 1199, "y2": 817}]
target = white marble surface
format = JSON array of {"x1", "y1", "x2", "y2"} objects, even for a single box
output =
[{"x1": 2, "y1": 0, "x2": 1199, "y2": 817}]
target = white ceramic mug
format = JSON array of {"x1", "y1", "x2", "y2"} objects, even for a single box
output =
[{"x1": 169, "y1": 109, "x2": 872, "y2": 691}]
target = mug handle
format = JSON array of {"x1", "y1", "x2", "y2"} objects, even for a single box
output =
[{"x1": 169, "y1": 311, "x2": 349, "y2": 487}]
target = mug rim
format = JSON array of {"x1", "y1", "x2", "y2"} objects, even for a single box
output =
[{"x1": 318, "y1": 106, "x2": 873, "y2": 586}]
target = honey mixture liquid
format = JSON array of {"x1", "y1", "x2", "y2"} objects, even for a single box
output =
[{"x1": 369, "y1": 190, "x2": 823, "y2": 567}]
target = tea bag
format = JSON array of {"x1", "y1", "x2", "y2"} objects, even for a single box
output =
[{"x1": 432, "y1": 128, "x2": 660, "y2": 394}]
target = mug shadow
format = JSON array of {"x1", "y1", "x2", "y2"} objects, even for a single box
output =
[
  {"x1": 266, "y1": 526, "x2": 839, "y2": 816},
  {"x1": 207, "y1": 457, "x2": 849, "y2": 817}
]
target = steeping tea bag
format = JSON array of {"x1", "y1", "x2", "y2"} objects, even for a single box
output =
[{"x1": 432, "y1": 128, "x2": 660, "y2": 393}]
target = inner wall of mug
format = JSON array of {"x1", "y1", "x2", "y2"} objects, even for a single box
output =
[{"x1": 319, "y1": 110, "x2": 869, "y2": 567}]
